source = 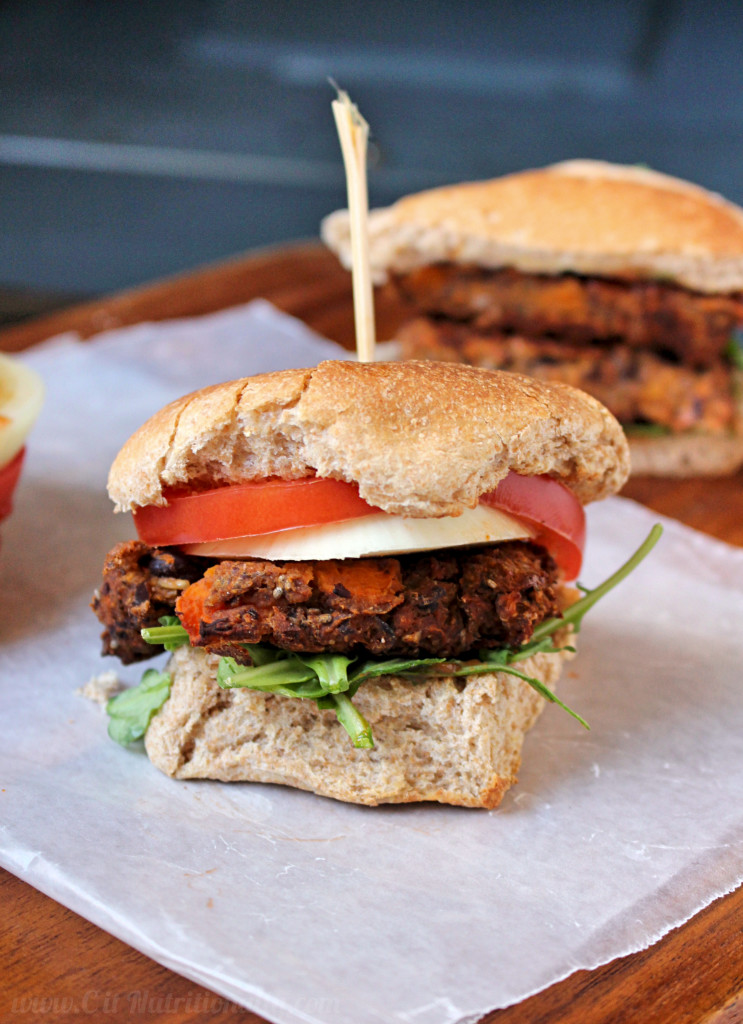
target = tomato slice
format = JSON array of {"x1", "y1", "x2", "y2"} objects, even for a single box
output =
[
  {"x1": 133, "y1": 477, "x2": 381, "y2": 547},
  {"x1": 0, "y1": 447, "x2": 26, "y2": 522},
  {"x1": 133, "y1": 471, "x2": 585, "y2": 579},
  {"x1": 481, "y1": 474, "x2": 585, "y2": 580}
]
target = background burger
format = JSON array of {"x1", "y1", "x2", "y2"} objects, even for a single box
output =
[
  {"x1": 92, "y1": 359, "x2": 637, "y2": 809},
  {"x1": 322, "y1": 160, "x2": 743, "y2": 477}
]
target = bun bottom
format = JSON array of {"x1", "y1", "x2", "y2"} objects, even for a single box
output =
[
  {"x1": 145, "y1": 642, "x2": 574, "y2": 809},
  {"x1": 629, "y1": 431, "x2": 743, "y2": 477}
]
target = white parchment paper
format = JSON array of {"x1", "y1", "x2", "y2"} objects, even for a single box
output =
[{"x1": 1, "y1": 300, "x2": 742, "y2": 1024}]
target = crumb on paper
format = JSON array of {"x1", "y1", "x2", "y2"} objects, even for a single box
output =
[{"x1": 77, "y1": 671, "x2": 124, "y2": 706}]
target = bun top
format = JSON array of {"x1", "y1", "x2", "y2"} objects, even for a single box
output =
[
  {"x1": 321, "y1": 160, "x2": 743, "y2": 294},
  {"x1": 108, "y1": 360, "x2": 629, "y2": 516}
]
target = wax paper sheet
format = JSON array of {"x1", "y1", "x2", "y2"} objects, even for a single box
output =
[{"x1": 1, "y1": 300, "x2": 742, "y2": 1024}]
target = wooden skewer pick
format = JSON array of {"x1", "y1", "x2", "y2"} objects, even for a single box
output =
[{"x1": 331, "y1": 87, "x2": 376, "y2": 363}]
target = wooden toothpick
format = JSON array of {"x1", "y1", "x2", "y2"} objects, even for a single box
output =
[{"x1": 331, "y1": 86, "x2": 376, "y2": 363}]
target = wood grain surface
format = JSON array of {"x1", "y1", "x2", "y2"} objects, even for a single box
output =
[{"x1": 2, "y1": 242, "x2": 742, "y2": 1024}]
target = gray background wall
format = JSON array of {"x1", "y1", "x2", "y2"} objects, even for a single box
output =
[{"x1": 1, "y1": 0, "x2": 741, "y2": 314}]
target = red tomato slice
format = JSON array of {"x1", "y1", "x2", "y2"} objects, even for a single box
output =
[
  {"x1": 0, "y1": 447, "x2": 26, "y2": 522},
  {"x1": 133, "y1": 471, "x2": 585, "y2": 579},
  {"x1": 133, "y1": 477, "x2": 381, "y2": 547},
  {"x1": 481, "y1": 473, "x2": 585, "y2": 580}
]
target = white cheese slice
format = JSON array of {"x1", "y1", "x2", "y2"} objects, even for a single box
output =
[
  {"x1": 0, "y1": 353, "x2": 45, "y2": 468},
  {"x1": 181, "y1": 504, "x2": 534, "y2": 561}
]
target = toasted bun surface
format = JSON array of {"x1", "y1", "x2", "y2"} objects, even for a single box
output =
[
  {"x1": 321, "y1": 160, "x2": 743, "y2": 294},
  {"x1": 628, "y1": 430, "x2": 743, "y2": 477},
  {"x1": 108, "y1": 360, "x2": 629, "y2": 514},
  {"x1": 144, "y1": 642, "x2": 572, "y2": 808}
]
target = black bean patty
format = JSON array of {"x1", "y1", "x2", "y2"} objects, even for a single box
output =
[{"x1": 93, "y1": 540, "x2": 559, "y2": 663}]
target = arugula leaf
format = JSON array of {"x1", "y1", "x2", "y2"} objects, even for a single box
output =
[
  {"x1": 480, "y1": 655, "x2": 588, "y2": 728},
  {"x1": 214, "y1": 651, "x2": 456, "y2": 746},
  {"x1": 503, "y1": 636, "x2": 577, "y2": 664},
  {"x1": 137, "y1": 526, "x2": 663, "y2": 749},
  {"x1": 242, "y1": 643, "x2": 283, "y2": 667},
  {"x1": 530, "y1": 523, "x2": 663, "y2": 643},
  {"x1": 301, "y1": 655, "x2": 354, "y2": 693},
  {"x1": 106, "y1": 669, "x2": 171, "y2": 746},
  {"x1": 623, "y1": 423, "x2": 671, "y2": 438},
  {"x1": 350, "y1": 657, "x2": 447, "y2": 684},
  {"x1": 725, "y1": 334, "x2": 743, "y2": 371},
  {"x1": 216, "y1": 651, "x2": 369, "y2": 742},
  {"x1": 394, "y1": 526, "x2": 661, "y2": 728},
  {"x1": 329, "y1": 692, "x2": 374, "y2": 748},
  {"x1": 389, "y1": 644, "x2": 585, "y2": 726},
  {"x1": 216, "y1": 656, "x2": 240, "y2": 688},
  {"x1": 141, "y1": 616, "x2": 190, "y2": 651},
  {"x1": 217, "y1": 655, "x2": 323, "y2": 698}
]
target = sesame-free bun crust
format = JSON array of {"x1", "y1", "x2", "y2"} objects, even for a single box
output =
[
  {"x1": 628, "y1": 430, "x2": 743, "y2": 477},
  {"x1": 108, "y1": 360, "x2": 629, "y2": 514},
  {"x1": 321, "y1": 160, "x2": 743, "y2": 294},
  {"x1": 144, "y1": 642, "x2": 572, "y2": 808}
]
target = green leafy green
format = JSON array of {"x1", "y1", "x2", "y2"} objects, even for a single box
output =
[
  {"x1": 214, "y1": 649, "x2": 447, "y2": 746},
  {"x1": 302, "y1": 654, "x2": 355, "y2": 693},
  {"x1": 623, "y1": 423, "x2": 672, "y2": 438},
  {"x1": 530, "y1": 522, "x2": 663, "y2": 642},
  {"x1": 217, "y1": 654, "x2": 323, "y2": 697},
  {"x1": 328, "y1": 692, "x2": 374, "y2": 748},
  {"x1": 140, "y1": 616, "x2": 190, "y2": 651},
  {"x1": 106, "y1": 669, "x2": 171, "y2": 746},
  {"x1": 725, "y1": 334, "x2": 743, "y2": 371},
  {"x1": 139, "y1": 526, "x2": 663, "y2": 749},
  {"x1": 350, "y1": 657, "x2": 447, "y2": 685},
  {"x1": 480, "y1": 652, "x2": 587, "y2": 728}
]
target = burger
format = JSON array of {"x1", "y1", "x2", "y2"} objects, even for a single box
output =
[
  {"x1": 322, "y1": 160, "x2": 743, "y2": 476},
  {"x1": 92, "y1": 359, "x2": 635, "y2": 809}
]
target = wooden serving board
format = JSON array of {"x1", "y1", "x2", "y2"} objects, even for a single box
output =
[{"x1": 1, "y1": 242, "x2": 742, "y2": 1024}]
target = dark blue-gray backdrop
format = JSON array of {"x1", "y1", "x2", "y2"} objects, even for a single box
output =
[{"x1": 1, "y1": 0, "x2": 740, "y2": 313}]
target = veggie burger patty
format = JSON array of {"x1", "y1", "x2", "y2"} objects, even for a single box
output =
[{"x1": 93, "y1": 539, "x2": 559, "y2": 664}]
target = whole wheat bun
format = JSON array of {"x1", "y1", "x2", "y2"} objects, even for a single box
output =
[
  {"x1": 628, "y1": 430, "x2": 743, "y2": 476},
  {"x1": 145, "y1": 641, "x2": 573, "y2": 809},
  {"x1": 321, "y1": 160, "x2": 743, "y2": 294},
  {"x1": 108, "y1": 360, "x2": 629, "y2": 515}
]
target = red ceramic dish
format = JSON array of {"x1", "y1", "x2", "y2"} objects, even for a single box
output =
[{"x1": 0, "y1": 447, "x2": 26, "y2": 522}]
